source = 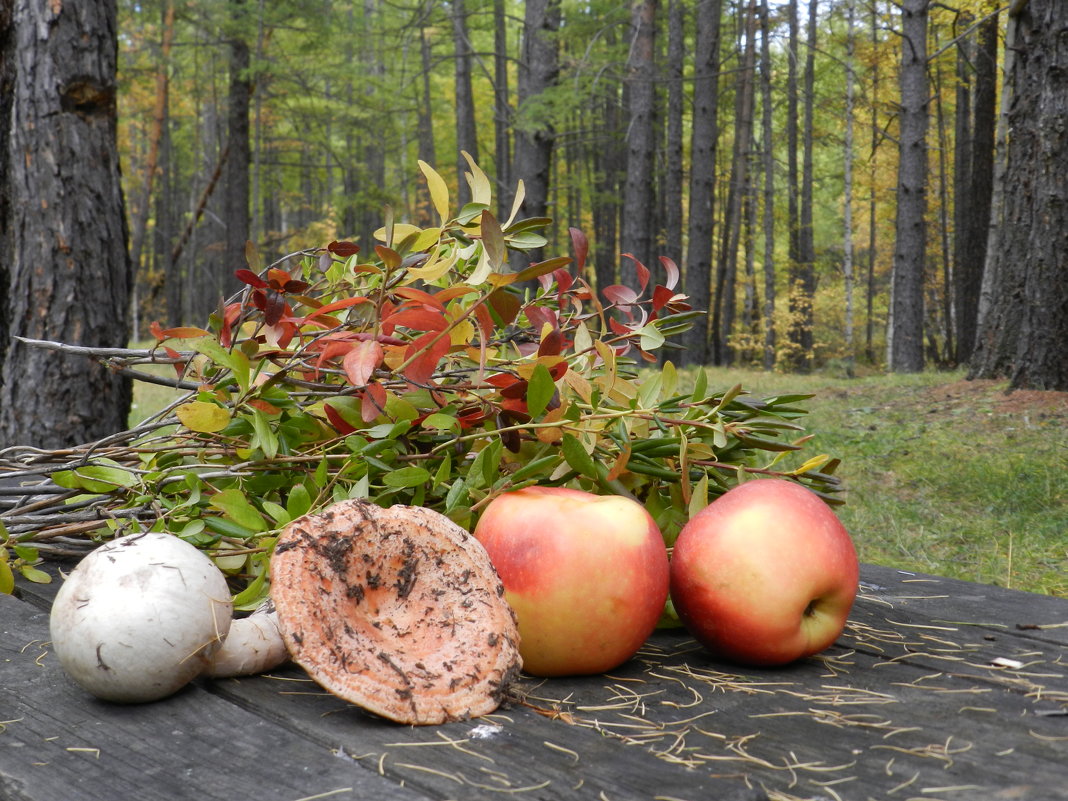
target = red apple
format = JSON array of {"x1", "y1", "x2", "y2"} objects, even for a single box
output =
[
  {"x1": 669, "y1": 478, "x2": 858, "y2": 667},
  {"x1": 473, "y1": 486, "x2": 670, "y2": 677}
]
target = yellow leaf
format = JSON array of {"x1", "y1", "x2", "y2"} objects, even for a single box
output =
[
  {"x1": 405, "y1": 247, "x2": 457, "y2": 283},
  {"x1": 374, "y1": 223, "x2": 423, "y2": 243},
  {"x1": 176, "y1": 401, "x2": 231, "y2": 433},
  {"x1": 449, "y1": 318, "x2": 476, "y2": 346},
  {"x1": 791, "y1": 454, "x2": 831, "y2": 476},
  {"x1": 466, "y1": 244, "x2": 493, "y2": 285},
  {"x1": 504, "y1": 179, "x2": 525, "y2": 229},
  {"x1": 563, "y1": 370, "x2": 593, "y2": 404},
  {"x1": 462, "y1": 151, "x2": 492, "y2": 207},
  {"x1": 418, "y1": 160, "x2": 450, "y2": 223},
  {"x1": 535, "y1": 405, "x2": 568, "y2": 444}
]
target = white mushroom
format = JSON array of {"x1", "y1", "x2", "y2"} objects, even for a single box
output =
[{"x1": 49, "y1": 531, "x2": 289, "y2": 703}]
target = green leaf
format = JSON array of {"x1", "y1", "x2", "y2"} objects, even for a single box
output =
[
  {"x1": 209, "y1": 489, "x2": 269, "y2": 532},
  {"x1": 0, "y1": 559, "x2": 14, "y2": 595},
  {"x1": 249, "y1": 409, "x2": 279, "y2": 460},
  {"x1": 286, "y1": 483, "x2": 312, "y2": 520},
  {"x1": 526, "y1": 362, "x2": 556, "y2": 419},
  {"x1": 421, "y1": 413, "x2": 461, "y2": 434},
  {"x1": 51, "y1": 465, "x2": 138, "y2": 493},
  {"x1": 231, "y1": 567, "x2": 268, "y2": 611},
  {"x1": 261, "y1": 500, "x2": 291, "y2": 526},
  {"x1": 638, "y1": 322, "x2": 665, "y2": 352},
  {"x1": 382, "y1": 466, "x2": 431, "y2": 489},
  {"x1": 19, "y1": 565, "x2": 52, "y2": 585},
  {"x1": 561, "y1": 433, "x2": 598, "y2": 480}
]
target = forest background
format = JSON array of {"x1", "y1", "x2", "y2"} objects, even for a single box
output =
[{"x1": 111, "y1": 0, "x2": 1021, "y2": 375}]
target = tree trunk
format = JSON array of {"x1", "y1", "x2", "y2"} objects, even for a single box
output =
[
  {"x1": 889, "y1": 0, "x2": 929, "y2": 373},
  {"x1": 794, "y1": 0, "x2": 818, "y2": 370},
  {"x1": 783, "y1": 0, "x2": 805, "y2": 368},
  {"x1": 491, "y1": 0, "x2": 511, "y2": 219},
  {"x1": 680, "y1": 0, "x2": 722, "y2": 365},
  {"x1": 451, "y1": 0, "x2": 478, "y2": 208},
  {"x1": 225, "y1": 0, "x2": 251, "y2": 281},
  {"x1": 865, "y1": 0, "x2": 881, "y2": 364},
  {"x1": 956, "y1": 10, "x2": 998, "y2": 364},
  {"x1": 842, "y1": 0, "x2": 856, "y2": 375},
  {"x1": 415, "y1": 8, "x2": 436, "y2": 227},
  {"x1": 513, "y1": 0, "x2": 561, "y2": 257},
  {"x1": 713, "y1": 0, "x2": 757, "y2": 365},
  {"x1": 620, "y1": 0, "x2": 658, "y2": 286},
  {"x1": 0, "y1": 0, "x2": 131, "y2": 448},
  {"x1": 759, "y1": 0, "x2": 775, "y2": 371},
  {"x1": 970, "y1": 0, "x2": 1068, "y2": 390},
  {"x1": 663, "y1": 0, "x2": 685, "y2": 271}
]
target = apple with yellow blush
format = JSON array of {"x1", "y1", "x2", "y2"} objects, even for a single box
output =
[
  {"x1": 669, "y1": 479, "x2": 858, "y2": 667},
  {"x1": 474, "y1": 486, "x2": 670, "y2": 677}
]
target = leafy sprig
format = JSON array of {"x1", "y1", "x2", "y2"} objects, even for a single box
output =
[{"x1": 0, "y1": 157, "x2": 841, "y2": 604}]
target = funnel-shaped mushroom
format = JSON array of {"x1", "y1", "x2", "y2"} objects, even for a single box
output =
[{"x1": 270, "y1": 501, "x2": 522, "y2": 724}]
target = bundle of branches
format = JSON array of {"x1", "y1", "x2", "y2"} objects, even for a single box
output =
[{"x1": 0, "y1": 158, "x2": 841, "y2": 603}]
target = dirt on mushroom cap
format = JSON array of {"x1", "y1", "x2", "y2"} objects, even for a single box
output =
[{"x1": 270, "y1": 500, "x2": 522, "y2": 725}]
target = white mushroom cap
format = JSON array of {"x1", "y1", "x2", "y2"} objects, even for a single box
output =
[{"x1": 49, "y1": 532, "x2": 233, "y2": 703}]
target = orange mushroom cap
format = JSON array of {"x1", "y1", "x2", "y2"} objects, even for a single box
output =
[{"x1": 270, "y1": 500, "x2": 522, "y2": 724}]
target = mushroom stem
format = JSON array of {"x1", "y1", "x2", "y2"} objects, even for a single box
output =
[{"x1": 203, "y1": 599, "x2": 289, "y2": 678}]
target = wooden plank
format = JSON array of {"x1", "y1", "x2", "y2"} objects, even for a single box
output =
[
  {"x1": 0, "y1": 594, "x2": 428, "y2": 801},
  {"x1": 8, "y1": 560, "x2": 1067, "y2": 800}
]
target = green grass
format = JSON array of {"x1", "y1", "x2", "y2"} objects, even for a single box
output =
[
  {"x1": 128, "y1": 364, "x2": 1068, "y2": 596},
  {"x1": 691, "y1": 367, "x2": 1068, "y2": 597}
]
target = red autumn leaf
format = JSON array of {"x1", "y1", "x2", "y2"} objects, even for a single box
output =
[
  {"x1": 304, "y1": 296, "x2": 372, "y2": 322},
  {"x1": 283, "y1": 279, "x2": 311, "y2": 294},
  {"x1": 235, "y1": 269, "x2": 268, "y2": 288},
  {"x1": 360, "y1": 382, "x2": 388, "y2": 423},
  {"x1": 385, "y1": 307, "x2": 448, "y2": 332},
  {"x1": 484, "y1": 373, "x2": 518, "y2": 388},
  {"x1": 659, "y1": 255, "x2": 680, "y2": 290},
  {"x1": 549, "y1": 361, "x2": 569, "y2": 381},
  {"x1": 526, "y1": 305, "x2": 558, "y2": 333},
  {"x1": 538, "y1": 328, "x2": 564, "y2": 357},
  {"x1": 621, "y1": 253, "x2": 650, "y2": 294},
  {"x1": 343, "y1": 340, "x2": 384, "y2": 386},
  {"x1": 553, "y1": 268, "x2": 574, "y2": 295},
  {"x1": 403, "y1": 330, "x2": 451, "y2": 385},
  {"x1": 500, "y1": 380, "x2": 528, "y2": 400},
  {"x1": 264, "y1": 290, "x2": 287, "y2": 326},
  {"x1": 327, "y1": 240, "x2": 360, "y2": 257},
  {"x1": 603, "y1": 284, "x2": 639, "y2": 308},
  {"x1": 248, "y1": 398, "x2": 282, "y2": 415},
  {"x1": 609, "y1": 317, "x2": 634, "y2": 337},
  {"x1": 392, "y1": 286, "x2": 445, "y2": 311},
  {"x1": 569, "y1": 228, "x2": 588, "y2": 273},
  {"x1": 486, "y1": 289, "x2": 521, "y2": 327},
  {"x1": 324, "y1": 403, "x2": 357, "y2": 435},
  {"x1": 652, "y1": 284, "x2": 675, "y2": 313}
]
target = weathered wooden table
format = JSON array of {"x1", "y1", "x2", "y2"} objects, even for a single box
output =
[{"x1": 3, "y1": 562, "x2": 1066, "y2": 801}]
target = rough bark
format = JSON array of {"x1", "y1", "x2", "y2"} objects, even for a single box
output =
[
  {"x1": 663, "y1": 0, "x2": 685, "y2": 271},
  {"x1": 889, "y1": 0, "x2": 929, "y2": 373},
  {"x1": 225, "y1": 0, "x2": 251, "y2": 281},
  {"x1": 713, "y1": 0, "x2": 757, "y2": 365},
  {"x1": 956, "y1": 10, "x2": 998, "y2": 364},
  {"x1": 451, "y1": 0, "x2": 478, "y2": 208},
  {"x1": 759, "y1": 0, "x2": 775, "y2": 370},
  {"x1": 0, "y1": 0, "x2": 132, "y2": 448},
  {"x1": 620, "y1": 0, "x2": 658, "y2": 286},
  {"x1": 680, "y1": 0, "x2": 722, "y2": 365},
  {"x1": 492, "y1": 0, "x2": 511, "y2": 219},
  {"x1": 970, "y1": 0, "x2": 1068, "y2": 390},
  {"x1": 513, "y1": 0, "x2": 560, "y2": 256}
]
